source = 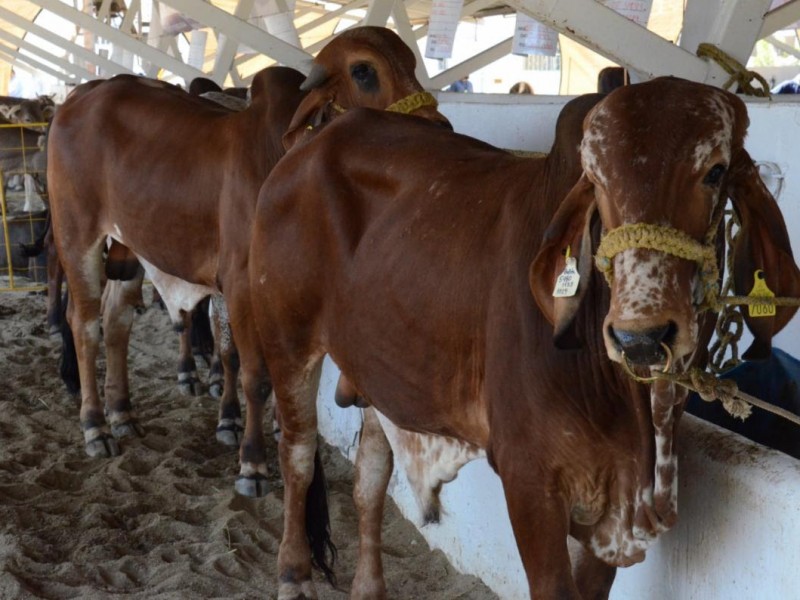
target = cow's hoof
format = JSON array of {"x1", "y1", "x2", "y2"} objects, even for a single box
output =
[
  {"x1": 178, "y1": 374, "x2": 203, "y2": 397},
  {"x1": 208, "y1": 381, "x2": 223, "y2": 399},
  {"x1": 85, "y1": 434, "x2": 120, "y2": 458},
  {"x1": 215, "y1": 418, "x2": 243, "y2": 447},
  {"x1": 111, "y1": 419, "x2": 145, "y2": 439},
  {"x1": 278, "y1": 580, "x2": 317, "y2": 600},
  {"x1": 235, "y1": 473, "x2": 270, "y2": 498}
]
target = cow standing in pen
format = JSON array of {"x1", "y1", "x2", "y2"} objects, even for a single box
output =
[
  {"x1": 244, "y1": 78, "x2": 800, "y2": 598},
  {"x1": 47, "y1": 27, "x2": 449, "y2": 493}
]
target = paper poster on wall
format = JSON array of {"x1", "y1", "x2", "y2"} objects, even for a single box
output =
[
  {"x1": 425, "y1": 0, "x2": 464, "y2": 59},
  {"x1": 602, "y1": 0, "x2": 653, "y2": 27},
  {"x1": 512, "y1": 13, "x2": 558, "y2": 56}
]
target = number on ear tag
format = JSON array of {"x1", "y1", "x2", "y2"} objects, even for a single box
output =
[
  {"x1": 747, "y1": 269, "x2": 776, "y2": 318},
  {"x1": 553, "y1": 248, "x2": 580, "y2": 298}
]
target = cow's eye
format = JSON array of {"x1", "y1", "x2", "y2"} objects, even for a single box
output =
[
  {"x1": 703, "y1": 164, "x2": 726, "y2": 186},
  {"x1": 350, "y1": 63, "x2": 379, "y2": 93}
]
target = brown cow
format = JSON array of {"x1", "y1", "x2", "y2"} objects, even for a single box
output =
[
  {"x1": 47, "y1": 27, "x2": 450, "y2": 490},
  {"x1": 245, "y1": 77, "x2": 800, "y2": 598}
]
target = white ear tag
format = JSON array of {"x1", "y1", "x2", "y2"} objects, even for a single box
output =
[{"x1": 553, "y1": 246, "x2": 580, "y2": 298}]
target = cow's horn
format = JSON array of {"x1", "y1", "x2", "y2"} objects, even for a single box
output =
[{"x1": 300, "y1": 63, "x2": 329, "y2": 91}]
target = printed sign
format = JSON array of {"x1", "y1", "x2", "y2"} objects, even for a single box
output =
[
  {"x1": 512, "y1": 13, "x2": 558, "y2": 56},
  {"x1": 425, "y1": 0, "x2": 464, "y2": 59},
  {"x1": 602, "y1": 0, "x2": 653, "y2": 27}
]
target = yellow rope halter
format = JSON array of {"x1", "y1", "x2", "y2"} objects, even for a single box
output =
[
  {"x1": 385, "y1": 91, "x2": 438, "y2": 115},
  {"x1": 594, "y1": 222, "x2": 721, "y2": 310},
  {"x1": 600, "y1": 208, "x2": 800, "y2": 426}
]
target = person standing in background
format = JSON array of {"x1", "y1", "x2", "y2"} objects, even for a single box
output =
[
  {"x1": 447, "y1": 75, "x2": 473, "y2": 93},
  {"x1": 509, "y1": 81, "x2": 534, "y2": 94}
]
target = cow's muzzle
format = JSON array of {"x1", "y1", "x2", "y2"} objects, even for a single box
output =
[{"x1": 609, "y1": 322, "x2": 676, "y2": 366}]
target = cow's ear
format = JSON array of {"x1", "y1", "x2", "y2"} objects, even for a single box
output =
[
  {"x1": 529, "y1": 174, "x2": 597, "y2": 349},
  {"x1": 282, "y1": 91, "x2": 334, "y2": 150},
  {"x1": 727, "y1": 148, "x2": 800, "y2": 360}
]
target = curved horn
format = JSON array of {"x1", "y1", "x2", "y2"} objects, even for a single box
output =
[{"x1": 300, "y1": 62, "x2": 330, "y2": 91}]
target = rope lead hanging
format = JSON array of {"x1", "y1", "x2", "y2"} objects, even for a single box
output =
[{"x1": 696, "y1": 43, "x2": 771, "y2": 98}]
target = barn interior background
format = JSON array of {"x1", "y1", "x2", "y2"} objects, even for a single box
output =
[{"x1": 1, "y1": 1, "x2": 800, "y2": 599}]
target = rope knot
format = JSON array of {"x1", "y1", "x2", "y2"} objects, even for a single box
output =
[
  {"x1": 696, "y1": 43, "x2": 771, "y2": 98},
  {"x1": 689, "y1": 368, "x2": 751, "y2": 421}
]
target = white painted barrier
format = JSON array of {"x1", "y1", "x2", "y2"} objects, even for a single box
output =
[{"x1": 313, "y1": 94, "x2": 800, "y2": 599}]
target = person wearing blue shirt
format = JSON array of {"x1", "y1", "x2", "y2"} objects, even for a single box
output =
[{"x1": 447, "y1": 75, "x2": 473, "y2": 93}]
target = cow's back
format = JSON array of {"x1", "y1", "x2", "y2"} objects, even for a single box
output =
[{"x1": 48, "y1": 69, "x2": 305, "y2": 285}]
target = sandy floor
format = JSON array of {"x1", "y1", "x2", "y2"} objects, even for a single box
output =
[{"x1": 0, "y1": 289, "x2": 498, "y2": 599}]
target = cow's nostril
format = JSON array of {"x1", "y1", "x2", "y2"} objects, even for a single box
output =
[{"x1": 610, "y1": 323, "x2": 675, "y2": 366}]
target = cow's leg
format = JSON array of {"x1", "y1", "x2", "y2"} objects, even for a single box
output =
[
  {"x1": 102, "y1": 276, "x2": 145, "y2": 440},
  {"x1": 571, "y1": 543, "x2": 616, "y2": 600},
  {"x1": 498, "y1": 458, "x2": 580, "y2": 599},
  {"x1": 45, "y1": 228, "x2": 63, "y2": 336},
  {"x1": 62, "y1": 238, "x2": 119, "y2": 457},
  {"x1": 273, "y1": 358, "x2": 326, "y2": 600},
  {"x1": 351, "y1": 407, "x2": 392, "y2": 600},
  {"x1": 176, "y1": 309, "x2": 203, "y2": 396},
  {"x1": 210, "y1": 294, "x2": 243, "y2": 446}
]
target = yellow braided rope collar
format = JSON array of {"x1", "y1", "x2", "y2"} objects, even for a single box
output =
[
  {"x1": 595, "y1": 223, "x2": 720, "y2": 308},
  {"x1": 696, "y1": 43, "x2": 771, "y2": 98},
  {"x1": 331, "y1": 91, "x2": 438, "y2": 116},
  {"x1": 385, "y1": 91, "x2": 438, "y2": 115}
]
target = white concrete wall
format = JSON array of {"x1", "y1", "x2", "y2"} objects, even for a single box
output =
[{"x1": 315, "y1": 94, "x2": 800, "y2": 599}]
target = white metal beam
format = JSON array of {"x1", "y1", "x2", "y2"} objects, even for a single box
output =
[
  {"x1": 0, "y1": 44, "x2": 80, "y2": 83},
  {"x1": 35, "y1": 0, "x2": 207, "y2": 82},
  {"x1": 765, "y1": 34, "x2": 800, "y2": 60},
  {"x1": 511, "y1": 0, "x2": 720, "y2": 85},
  {"x1": 362, "y1": 0, "x2": 394, "y2": 27},
  {"x1": 429, "y1": 37, "x2": 512, "y2": 89},
  {"x1": 158, "y1": 0, "x2": 312, "y2": 72},
  {"x1": 391, "y1": 0, "x2": 430, "y2": 87},
  {"x1": 682, "y1": 0, "x2": 772, "y2": 66},
  {"x1": 212, "y1": 0, "x2": 255, "y2": 84},
  {"x1": 296, "y1": 0, "x2": 368, "y2": 36},
  {"x1": 760, "y1": 0, "x2": 800, "y2": 39},
  {"x1": 0, "y1": 26, "x2": 95, "y2": 81},
  {"x1": 0, "y1": 6, "x2": 135, "y2": 77}
]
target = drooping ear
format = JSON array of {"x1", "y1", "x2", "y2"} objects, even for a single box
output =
[
  {"x1": 727, "y1": 148, "x2": 800, "y2": 360},
  {"x1": 282, "y1": 90, "x2": 335, "y2": 150},
  {"x1": 282, "y1": 63, "x2": 336, "y2": 150},
  {"x1": 530, "y1": 174, "x2": 598, "y2": 349}
]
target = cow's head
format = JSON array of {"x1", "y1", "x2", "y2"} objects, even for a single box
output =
[
  {"x1": 283, "y1": 26, "x2": 451, "y2": 149},
  {"x1": 531, "y1": 77, "x2": 800, "y2": 371}
]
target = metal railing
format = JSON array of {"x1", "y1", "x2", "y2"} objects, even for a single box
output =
[{"x1": 0, "y1": 121, "x2": 48, "y2": 292}]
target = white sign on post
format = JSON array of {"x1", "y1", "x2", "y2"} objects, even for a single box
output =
[
  {"x1": 425, "y1": 0, "x2": 464, "y2": 59},
  {"x1": 512, "y1": 13, "x2": 558, "y2": 56},
  {"x1": 602, "y1": 0, "x2": 653, "y2": 27}
]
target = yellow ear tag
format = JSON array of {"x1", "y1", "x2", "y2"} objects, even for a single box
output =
[
  {"x1": 747, "y1": 269, "x2": 776, "y2": 318},
  {"x1": 553, "y1": 246, "x2": 580, "y2": 298}
]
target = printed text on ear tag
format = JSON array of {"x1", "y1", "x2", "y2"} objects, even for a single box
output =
[
  {"x1": 747, "y1": 269, "x2": 776, "y2": 318},
  {"x1": 553, "y1": 247, "x2": 580, "y2": 298}
]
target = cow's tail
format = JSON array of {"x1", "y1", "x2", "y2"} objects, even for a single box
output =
[
  {"x1": 306, "y1": 446, "x2": 337, "y2": 587},
  {"x1": 59, "y1": 288, "x2": 80, "y2": 394},
  {"x1": 19, "y1": 210, "x2": 50, "y2": 257},
  {"x1": 189, "y1": 297, "x2": 214, "y2": 366}
]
